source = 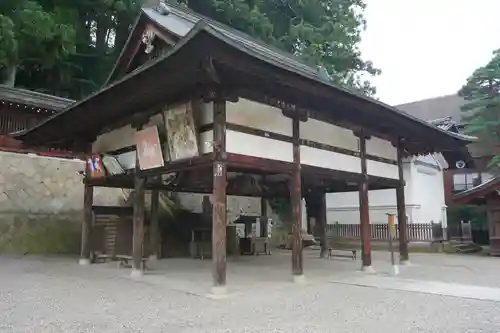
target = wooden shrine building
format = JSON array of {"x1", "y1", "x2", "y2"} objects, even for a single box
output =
[
  {"x1": 0, "y1": 85, "x2": 73, "y2": 135},
  {"x1": 454, "y1": 177, "x2": 500, "y2": 256},
  {"x1": 15, "y1": 2, "x2": 472, "y2": 291}
]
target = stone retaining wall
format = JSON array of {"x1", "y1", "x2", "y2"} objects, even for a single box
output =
[
  {"x1": 0, "y1": 152, "x2": 126, "y2": 254},
  {"x1": 0, "y1": 151, "x2": 284, "y2": 254}
]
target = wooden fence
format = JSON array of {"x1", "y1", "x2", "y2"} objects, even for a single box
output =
[{"x1": 325, "y1": 222, "x2": 447, "y2": 242}]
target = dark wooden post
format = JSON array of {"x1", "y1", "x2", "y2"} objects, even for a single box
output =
[
  {"x1": 131, "y1": 123, "x2": 146, "y2": 277},
  {"x1": 149, "y1": 187, "x2": 160, "y2": 261},
  {"x1": 79, "y1": 176, "x2": 94, "y2": 265},
  {"x1": 396, "y1": 139, "x2": 410, "y2": 264},
  {"x1": 318, "y1": 191, "x2": 328, "y2": 258},
  {"x1": 305, "y1": 190, "x2": 327, "y2": 258},
  {"x1": 291, "y1": 116, "x2": 304, "y2": 282},
  {"x1": 261, "y1": 196, "x2": 268, "y2": 236},
  {"x1": 358, "y1": 133, "x2": 373, "y2": 271},
  {"x1": 212, "y1": 95, "x2": 228, "y2": 292}
]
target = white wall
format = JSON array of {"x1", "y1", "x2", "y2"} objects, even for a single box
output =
[{"x1": 326, "y1": 154, "x2": 447, "y2": 225}]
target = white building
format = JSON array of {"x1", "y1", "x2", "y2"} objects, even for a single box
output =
[{"x1": 326, "y1": 154, "x2": 448, "y2": 227}]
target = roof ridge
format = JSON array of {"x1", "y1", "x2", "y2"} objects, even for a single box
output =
[{"x1": 148, "y1": 2, "x2": 318, "y2": 74}]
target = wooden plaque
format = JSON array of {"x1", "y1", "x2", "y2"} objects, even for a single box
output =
[{"x1": 135, "y1": 126, "x2": 165, "y2": 170}]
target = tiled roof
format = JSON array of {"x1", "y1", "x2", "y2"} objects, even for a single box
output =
[{"x1": 0, "y1": 85, "x2": 74, "y2": 110}]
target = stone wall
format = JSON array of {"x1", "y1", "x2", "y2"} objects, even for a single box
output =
[
  {"x1": 0, "y1": 152, "x2": 126, "y2": 254},
  {"x1": 0, "y1": 151, "x2": 284, "y2": 254}
]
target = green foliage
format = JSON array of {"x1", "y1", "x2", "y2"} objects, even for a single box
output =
[
  {"x1": 0, "y1": 0, "x2": 76, "y2": 84},
  {"x1": 1, "y1": 0, "x2": 378, "y2": 97},
  {"x1": 459, "y1": 49, "x2": 500, "y2": 168},
  {"x1": 447, "y1": 204, "x2": 487, "y2": 229},
  {"x1": 178, "y1": 0, "x2": 379, "y2": 95}
]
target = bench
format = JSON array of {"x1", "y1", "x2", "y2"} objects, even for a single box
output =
[
  {"x1": 116, "y1": 255, "x2": 148, "y2": 270},
  {"x1": 92, "y1": 253, "x2": 113, "y2": 263},
  {"x1": 327, "y1": 248, "x2": 357, "y2": 260}
]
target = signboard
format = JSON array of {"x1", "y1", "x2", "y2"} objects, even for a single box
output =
[
  {"x1": 135, "y1": 126, "x2": 164, "y2": 170},
  {"x1": 387, "y1": 214, "x2": 396, "y2": 238},
  {"x1": 86, "y1": 154, "x2": 106, "y2": 178}
]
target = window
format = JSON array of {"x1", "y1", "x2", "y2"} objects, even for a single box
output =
[{"x1": 453, "y1": 173, "x2": 479, "y2": 191}]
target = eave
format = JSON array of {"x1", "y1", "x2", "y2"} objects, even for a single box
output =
[
  {"x1": 15, "y1": 23, "x2": 473, "y2": 155},
  {"x1": 0, "y1": 85, "x2": 74, "y2": 111},
  {"x1": 453, "y1": 177, "x2": 500, "y2": 204}
]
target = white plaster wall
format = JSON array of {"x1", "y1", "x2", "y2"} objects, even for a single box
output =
[
  {"x1": 226, "y1": 98, "x2": 292, "y2": 136},
  {"x1": 199, "y1": 130, "x2": 213, "y2": 154},
  {"x1": 226, "y1": 130, "x2": 293, "y2": 162},
  {"x1": 300, "y1": 118, "x2": 359, "y2": 151},
  {"x1": 300, "y1": 146, "x2": 361, "y2": 173},
  {"x1": 366, "y1": 160, "x2": 399, "y2": 179},
  {"x1": 411, "y1": 155, "x2": 447, "y2": 225},
  {"x1": 198, "y1": 102, "x2": 213, "y2": 125},
  {"x1": 366, "y1": 136, "x2": 397, "y2": 161},
  {"x1": 325, "y1": 157, "x2": 445, "y2": 225},
  {"x1": 92, "y1": 125, "x2": 135, "y2": 153}
]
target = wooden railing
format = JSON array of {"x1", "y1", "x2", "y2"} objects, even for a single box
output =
[{"x1": 325, "y1": 222, "x2": 446, "y2": 242}]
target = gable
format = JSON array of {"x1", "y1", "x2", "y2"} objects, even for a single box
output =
[{"x1": 106, "y1": 14, "x2": 178, "y2": 85}]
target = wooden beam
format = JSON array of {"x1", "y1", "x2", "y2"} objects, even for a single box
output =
[
  {"x1": 291, "y1": 116, "x2": 304, "y2": 280},
  {"x1": 212, "y1": 95, "x2": 227, "y2": 291},
  {"x1": 396, "y1": 139, "x2": 409, "y2": 263},
  {"x1": 358, "y1": 133, "x2": 372, "y2": 269}
]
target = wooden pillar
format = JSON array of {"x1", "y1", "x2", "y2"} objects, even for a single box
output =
[
  {"x1": 396, "y1": 139, "x2": 409, "y2": 263},
  {"x1": 261, "y1": 196, "x2": 268, "y2": 236},
  {"x1": 358, "y1": 133, "x2": 373, "y2": 270},
  {"x1": 305, "y1": 190, "x2": 327, "y2": 258},
  {"x1": 79, "y1": 179, "x2": 93, "y2": 265},
  {"x1": 149, "y1": 187, "x2": 160, "y2": 260},
  {"x1": 132, "y1": 134, "x2": 146, "y2": 277},
  {"x1": 318, "y1": 191, "x2": 328, "y2": 258},
  {"x1": 212, "y1": 96, "x2": 227, "y2": 291},
  {"x1": 291, "y1": 116, "x2": 304, "y2": 281}
]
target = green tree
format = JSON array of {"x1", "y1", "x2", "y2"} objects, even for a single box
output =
[
  {"x1": 12, "y1": 0, "x2": 143, "y2": 97},
  {"x1": 459, "y1": 49, "x2": 500, "y2": 167},
  {"x1": 177, "y1": 0, "x2": 379, "y2": 95},
  {"x1": 0, "y1": 0, "x2": 76, "y2": 87}
]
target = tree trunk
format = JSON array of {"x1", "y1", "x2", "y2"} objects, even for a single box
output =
[{"x1": 2, "y1": 65, "x2": 17, "y2": 87}]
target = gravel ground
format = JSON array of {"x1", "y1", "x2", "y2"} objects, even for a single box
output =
[{"x1": 1, "y1": 254, "x2": 500, "y2": 333}]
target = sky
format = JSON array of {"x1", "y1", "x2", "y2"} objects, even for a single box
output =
[{"x1": 360, "y1": 0, "x2": 500, "y2": 106}]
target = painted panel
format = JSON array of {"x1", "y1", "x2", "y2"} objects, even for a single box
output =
[
  {"x1": 226, "y1": 98, "x2": 292, "y2": 136},
  {"x1": 226, "y1": 130, "x2": 293, "y2": 162},
  {"x1": 92, "y1": 125, "x2": 135, "y2": 153},
  {"x1": 367, "y1": 160, "x2": 399, "y2": 179},
  {"x1": 366, "y1": 136, "x2": 397, "y2": 161},
  {"x1": 163, "y1": 103, "x2": 199, "y2": 161},
  {"x1": 300, "y1": 118, "x2": 359, "y2": 152},
  {"x1": 199, "y1": 130, "x2": 213, "y2": 154},
  {"x1": 92, "y1": 113, "x2": 164, "y2": 154},
  {"x1": 300, "y1": 145, "x2": 361, "y2": 173}
]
